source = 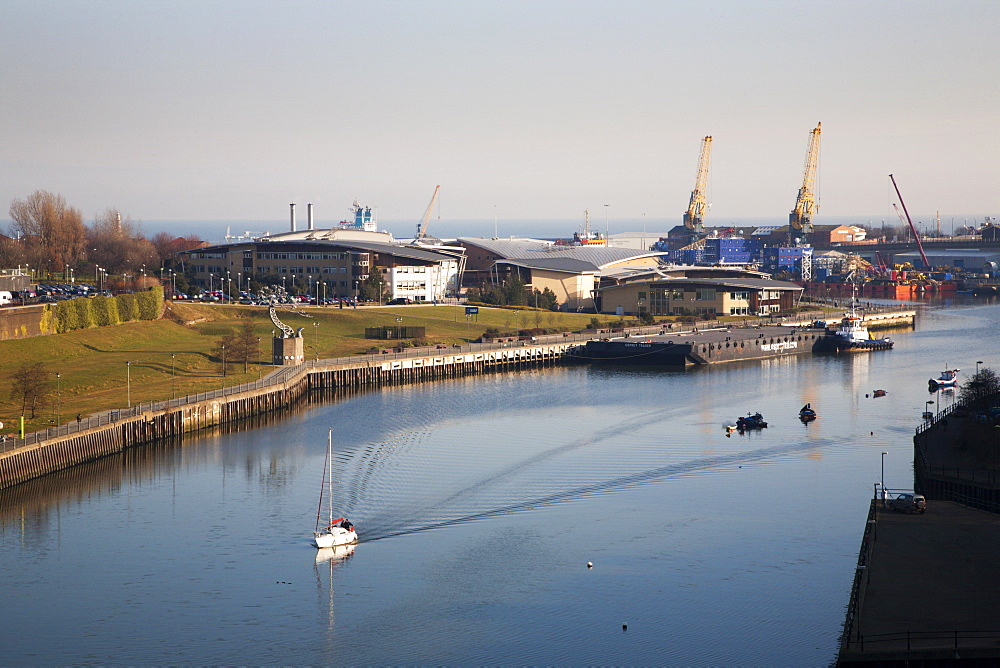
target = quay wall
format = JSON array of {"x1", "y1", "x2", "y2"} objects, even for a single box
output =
[
  {"x1": 0, "y1": 343, "x2": 573, "y2": 490},
  {"x1": 0, "y1": 308, "x2": 916, "y2": 490}
]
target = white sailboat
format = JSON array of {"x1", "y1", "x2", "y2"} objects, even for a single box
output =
[{"x1": 313, "y1": 429, "x2": 357, "y2": 549}]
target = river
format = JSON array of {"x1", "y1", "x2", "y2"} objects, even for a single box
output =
[{"x1": 1, "y1": 298, "x2": 997, "y2": 665}]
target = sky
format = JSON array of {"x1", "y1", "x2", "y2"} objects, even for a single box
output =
[{"x1": 2, "y1": 0, "x2": 998, "y2": 238}]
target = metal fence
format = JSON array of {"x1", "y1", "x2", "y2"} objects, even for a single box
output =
[{"x1": 0, "y1": 306, "x2": 891, "y2": 454}]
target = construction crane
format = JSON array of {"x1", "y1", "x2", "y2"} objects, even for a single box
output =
[
  {"x1": 789, "y1": 122, "x2": 822, "y2": 244},
  {"x1": 414, "y1": 185, "x2": 441, "y2": 243},
  {"x1": 889, "y1": 174, "x2": 930, "y2": 269},
  {"x1": 683, "y1": 136, "x2": 712, "y2": 238}
]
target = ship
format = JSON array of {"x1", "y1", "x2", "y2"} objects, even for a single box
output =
[{"x1": 815, "y1": 304, "x2": 893, "y2": 352}]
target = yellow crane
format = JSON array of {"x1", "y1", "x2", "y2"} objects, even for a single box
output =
[
  {"x1": 789, "y1": 122, "x2": 821, "y2": 243},
  {"x1": 683, "y1": 136, "x2": 713, "y2": 236},
  {"x1": 414, "y1": 185, "x2": 441, "y2": 243}
]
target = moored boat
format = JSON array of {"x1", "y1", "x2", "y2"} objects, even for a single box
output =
[
  {"x1": 799, "y1": 404, "x2": 817, "y2": 421},
  {"x1": 928, "y1": 368, "x2": 960, "y2": 388},
  {"x1": 815, "y1": 301, "x2": 893, "y2": 353},
  {"x1": 736, "y1": 412, "x2": 768, "y2": 431}
]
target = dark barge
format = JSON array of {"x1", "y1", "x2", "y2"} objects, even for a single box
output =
[{"x1": 582, "y1": 325, "x2": 832, "y2": 366}]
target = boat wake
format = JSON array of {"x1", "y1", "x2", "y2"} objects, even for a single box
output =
[{"x1": 356, "y1": 438, "x2": 835, "y2": 542}]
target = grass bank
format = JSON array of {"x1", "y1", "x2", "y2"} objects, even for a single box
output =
[{"x1": 0, "y1": 302, "x2": 597, "y2": 436}]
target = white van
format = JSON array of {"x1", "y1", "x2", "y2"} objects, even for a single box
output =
[{"x1": 0, "y1": 291, "x2": 12, "y2": 306}]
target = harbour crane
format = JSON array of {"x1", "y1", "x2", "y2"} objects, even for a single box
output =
[
  {"x1": 414, "y1": 185, "x2": 441, "y2": 243},
  {"x1": 683, "y1": 136, "x2": 713, "y2": 239},
  {"x1": 889, "y1": 174, "x2": 930, "y2": 269},
  {"x1": 789, "y1": 122, "x2": 822, "y2": 244}
]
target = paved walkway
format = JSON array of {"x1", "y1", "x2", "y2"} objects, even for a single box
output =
[{"x1": 840, "y1": 500, "x2": 1000, "y2": 662}]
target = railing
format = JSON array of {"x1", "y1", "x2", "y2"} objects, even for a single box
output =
[
  {"x1": 844, "y1": 630, "x2": 1000, "y2": 653},
  {"x1": 840, "y1": 499, "x2": 877, "y2": 651},
  {"x1": 1, "y1": 308, "x2": 915, "y2": 454}
]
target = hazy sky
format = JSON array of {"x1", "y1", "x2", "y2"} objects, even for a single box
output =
[{"x1": 3, "y1": 0, "x2": 998, "y2": 230}]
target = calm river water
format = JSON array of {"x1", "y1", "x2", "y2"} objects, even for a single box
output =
[{"x1": 1, "y1": 299, "x2": 997, "y2": 665}]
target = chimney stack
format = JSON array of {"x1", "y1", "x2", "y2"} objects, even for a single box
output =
[
  {"x1": 290, "y1": 203, "x2": 296, "y2": 232},
  {"x1": 307, "y1": 203, "x2": 314, "y2": 230}
]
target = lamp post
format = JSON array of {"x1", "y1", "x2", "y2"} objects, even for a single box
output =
[
  {"x1": 881, "y1": 451, "x2": 888, "y2": 503},
  {"x1": 221, "y1": 344, "x2": 227, "y2": 378},
  {"x1": 126, "y1": 361, "x2": 131, "y2": 409},
  {"x1": 171, "y1": 353, "x2": 176, "y2": 400},
  {"x1": 604, "y1": 204, "x2": 610, "y2": 242},
  {"x1": 977, "y1": 360, "x2": 984, "y2": 377},
  {"x1": 257, "y1": 337, "x2": 262, "y2": 379},
  {"x1": 209, "y1": 273, "x2": 214, "y2": 296},
  {"x1": 926, "y1": 400, "x2": 934, "y2": 422},
  {"x1": 56, "y1": 372, "x2": 61, "y2": 427}
]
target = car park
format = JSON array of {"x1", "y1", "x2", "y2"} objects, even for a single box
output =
[{"x1": 887, "y1": 493, "x2": 926, "y2": 514}]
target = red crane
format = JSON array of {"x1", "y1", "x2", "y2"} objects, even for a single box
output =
[{"x1": 889, "y1": 174, "x2": 930, "y2": 269}]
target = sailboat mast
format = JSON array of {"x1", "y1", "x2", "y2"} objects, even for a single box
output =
[
  {"x1": 315, "y1": 438, "x2": 329, "y2": 533},
  {"x1": 327, "y1": 429, "x2": 334, "y2": 526}
]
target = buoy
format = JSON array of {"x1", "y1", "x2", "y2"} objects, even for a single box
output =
[
  {"x1": 622, "y1": 622, "x2": 628, "y2": 632},
  {"x1": 587, "y1": 562, "x2": 593, "y2": 569}
]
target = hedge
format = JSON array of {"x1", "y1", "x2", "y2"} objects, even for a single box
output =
[{"x1": 46, "y1": 286, "x2": 163, "y2": 333}]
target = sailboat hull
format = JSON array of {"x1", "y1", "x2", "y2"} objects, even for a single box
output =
[{"x1": 314, "y1": 527, "x2": 357, "y2": 549}]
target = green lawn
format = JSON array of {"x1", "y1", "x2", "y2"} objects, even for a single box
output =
[{"x1": 0, "y1": 302, "x2": 598, "y2": 435}]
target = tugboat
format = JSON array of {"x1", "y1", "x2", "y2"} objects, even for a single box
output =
[
  {"x1": 799, "y1": 404, "x2": 817, "y2": 421},
  {"x1": 816, "y1": 300, "x2": 893, "y2": 353},
  {"x1": 928, "y1": 368, "x2": 960, "y2": 388},
  {"x1": 736, "y1": 412, "x2": 768, "y2": 431}
]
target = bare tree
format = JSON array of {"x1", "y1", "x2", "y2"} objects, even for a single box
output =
[
  {"x1": 87, "y1": 208, "x2": 158, "y2": 275},
  {"x1": 213, "y1": 320, "x2": 261, "y2": 374},
  {"x1": 960, "y1": 368, "x2": 1000, "y2": 406},
  {"x1": 9, "y1": 362, "x2": 52, "y2": 419},
  {"x1": 8, "y1": 190, "x2": 86, "y2": 271}
]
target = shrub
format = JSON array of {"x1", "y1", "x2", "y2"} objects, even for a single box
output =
[
  {"x1": 74, "y1": 297, "x2": 95, "y2": 329},
  {"x1": 91, "y1": 295, "x2": 121, "y2": 327},
  {"x1": 136, "y1": 286, "x2": 164, "y2": 320},
  {"x1": 55, "y1": 300, "x2": 79, "y2": 332},
  {"x1": 116, "y1": 293, "x2": 141, "y2": 321}
]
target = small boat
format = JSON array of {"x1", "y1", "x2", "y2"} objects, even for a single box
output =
[
  {"x1": 799, "y1": 404, "x2": 817, "y2": 421},
  {"x1": 928, "y1": 368, "x2": 960, "y2": 388},
  {"x1": 313, "y1": 429, "x2": 358, "y2": 549},
  {"x1": 736, "y1": 412, "x2": 768, "y2": 431},
  {"x1": 873, "y1": 389, "x2": 887, "y2": 398}
]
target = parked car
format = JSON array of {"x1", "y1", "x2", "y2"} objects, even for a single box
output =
[
  {"x1": 387, "y1": 298, "x2": 414, "y2": 305},
  {"x1": 887, "y1": 493, "x2": 926, "y2": 514}
]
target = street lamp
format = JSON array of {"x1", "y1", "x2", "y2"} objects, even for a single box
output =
[
  {"x1": 171, "y1": 353, "x2": 176, "y2": 400},
  {"x1": 977, "y1": 360, "x2": 984, "y2": 377},
  {"x1": 881, "y1": 451, "x2": 888, "y2": 502},
  {"x1": 604, "y1": 204, "x2": 610, "y2": 242},
  {"x1": 209, "y1": 273, "x2": 214, "y2": 296},
  {"x1": 126, "y1": 361, "x2": 131, "y2": 409},
  {"x1": 221, "y1": 344, "x2": 227, "y2": 378},
  {"x1": 56, "y1": 372, "x2": 61, "y2": 427}
]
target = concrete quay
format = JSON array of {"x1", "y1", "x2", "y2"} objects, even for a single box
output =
[
  {"x1": 839, "y1": 501, "x2": 1000, "y2": 664},
  {"x1": 838, "y1": 397, "x2": 1000, "y2": 664}
]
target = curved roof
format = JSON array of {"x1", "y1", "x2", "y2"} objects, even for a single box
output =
[{"x1": 458, "y1": 237, "x2": 667, "y2": 270}]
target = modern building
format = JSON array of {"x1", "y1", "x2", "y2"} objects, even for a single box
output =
[
  {"x1": 182, "y1": 231, "x2": 464, "y2": 302},
  {"x1": 456, "y1": 238, "x2": 670, "y2": 311},
  {"x1": 597, "y1": 273, "x2": 803, "y2": 317}
]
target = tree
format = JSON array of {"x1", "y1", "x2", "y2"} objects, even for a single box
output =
[
  {"x1": 87, "y1": 207, "x2": 158, "y2": 275},
  {"x1": 8, "y1": 190, "x2": 86, "y2": 271},
  {"x1": 9, "y1": 362, "x2": 52, "y2": 418},
  {"x1": 214, "y1": 320, "x2": 261, "y2": 374},
  {"x1": 959, "y1": 367, "x2": 1000, "y2": 406},
  {"x1": 358, "y1": 269, "x2": 388, "y2": 303}
]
